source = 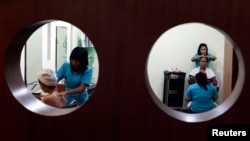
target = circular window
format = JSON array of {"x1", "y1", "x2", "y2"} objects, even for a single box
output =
[
  {"x1": 146, "y1": 22, "x2": 245, "y2": 122},
  {"x1": 5, "y1": 20, "x2": 99, "y2": 116}
]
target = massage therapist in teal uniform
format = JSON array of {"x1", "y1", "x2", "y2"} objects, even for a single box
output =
[{"x1": 57, "y1": 47, "x2": 93, "y2": 107}]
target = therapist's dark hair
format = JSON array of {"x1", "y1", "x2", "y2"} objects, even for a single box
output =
[{"x1": 70, "y1": 47, "x2": 88, "y2": 72}]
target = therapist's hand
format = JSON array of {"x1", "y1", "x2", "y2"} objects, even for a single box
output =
[{"x1": 57, "y1": 91, "x2": 67, "y2": 97}]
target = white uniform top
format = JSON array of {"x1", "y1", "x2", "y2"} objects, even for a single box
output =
[{"x1": 189, "y1": 67, "x2": 215, "y2": 79}]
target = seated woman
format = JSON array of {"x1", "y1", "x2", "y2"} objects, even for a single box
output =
[
  {"x1": 185, "y1": 72, "x2": 218, "y2": 113},
  {"x1": 188, "y1": 57, "x2": 218, "y2": 87}
]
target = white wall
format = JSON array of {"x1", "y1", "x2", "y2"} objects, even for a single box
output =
[
  {"x1": 20, "y1": 28, "x2": 43, "y2": 91},
  {"x1": 146, "y1": 23, "x2": 225, "y2": 103}
]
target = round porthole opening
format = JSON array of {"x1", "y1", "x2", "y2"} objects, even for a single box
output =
[
  {"x1": 5, "y1": 20, "x2": 99, "y2": 116},
  {"x1": 145, "y1": 22, "x2": 245, "y2": 123}
]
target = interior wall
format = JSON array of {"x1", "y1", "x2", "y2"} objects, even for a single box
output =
[
  {"x1": 20, "y1": 28, "x2": 43, "y2": 90},
  {"x1": 0, "y1": 0, "x2": 249, "y2": 141}
]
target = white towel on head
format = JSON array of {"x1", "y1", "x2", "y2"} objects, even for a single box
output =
[{"x1": 38, "y1": 69, "x2": 58, "y2": 86}]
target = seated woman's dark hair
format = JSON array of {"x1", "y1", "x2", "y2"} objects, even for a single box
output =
[
  {"x1": 199, "y1": 56, "x2": 208, "y2": 62},
  {"x1": 70, "y1": 47, "x2": 89, "y2": 73},
  {"x1": 195, "y1": 72, "x2": 208, "y2": 90}
]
